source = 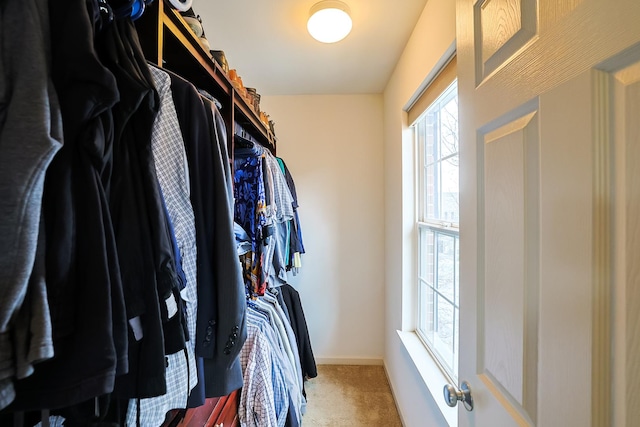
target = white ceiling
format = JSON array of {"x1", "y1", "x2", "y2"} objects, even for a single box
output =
[{"x1": 192, "y1": 0, "x2": 429, "y2": 96}]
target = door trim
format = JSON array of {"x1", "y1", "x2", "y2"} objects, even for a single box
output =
[{"x1": 591, "y1": 69, "x2": 612, "y2": 427}]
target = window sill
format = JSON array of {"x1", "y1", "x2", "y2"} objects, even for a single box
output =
[{"x1": 397, "y1": 330, "x2": 458, "y2": 427}]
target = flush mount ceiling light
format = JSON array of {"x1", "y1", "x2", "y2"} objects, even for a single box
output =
[{"x1": 307, "y1": 0, "x2": 352, "y2": 43}]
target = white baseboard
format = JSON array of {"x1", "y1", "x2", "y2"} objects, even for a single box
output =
[
  {"x1": 382, "y1": 361, "x2": 407, "y2": 427},
  {"x1": 316, "y1": 357, "x2": 384, "y2": 366}
]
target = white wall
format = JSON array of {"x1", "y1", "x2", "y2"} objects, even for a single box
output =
[
  {"x1": 259, "y1": 1, "x2": 457, "y2": 422},
  {"x1": 383, "y1": 0, "x2": 457, "y2": 425},
  {"x1": 260, "y1": 94, "x2": 385, "y2": 363}
]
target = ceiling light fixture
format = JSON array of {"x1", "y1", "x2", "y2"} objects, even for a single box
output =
[{"x1": 307, "y1": 0, "x2": 352, "y2": 43}]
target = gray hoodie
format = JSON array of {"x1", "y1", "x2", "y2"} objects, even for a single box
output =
[{"x1": 0, "y1": 0, "x2": 63, "y2": 410}]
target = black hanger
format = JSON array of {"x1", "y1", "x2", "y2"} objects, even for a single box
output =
[
  {"x1": 108, "y1": 0, "x2": 134, "y2": 19},
  {"x1": 234, "y1": 134, "x2": 256, "y2": 149},
  {"x1": 97, "y1": 0, "x2": 114, "y2": 32}
]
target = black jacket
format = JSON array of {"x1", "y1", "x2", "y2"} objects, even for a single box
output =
[
  {"x1": 99, "y1": 18, "x2": 185, "y2": 399},
  {"x1": 168, "y1": 72, "x2": 247, "y2": 398},
  {"x1": 10, "y1": 0, "x2": 128, "y2": 410},
  {"x1": 279, "y1": 284, "x2": 317, "y2": 381}
]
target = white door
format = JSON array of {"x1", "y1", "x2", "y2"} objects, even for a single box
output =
[{"x1": 456, "y1": 0, "x2": 640, "y2": 425}]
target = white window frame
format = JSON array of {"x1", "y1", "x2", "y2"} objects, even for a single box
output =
[
  {"x1": 398, "y1": 50, "x2": 459, "y2": 426},
  {"x1": 413, "y1": 80, "x2": 459, "y2": 384}
]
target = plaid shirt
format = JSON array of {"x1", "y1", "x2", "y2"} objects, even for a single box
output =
[
  {"x1": 147, "y1": 66, "x2": 198, "y2": 345},
  {"x1": 251, "y1": 302, "x2": 303, "y2": 425},
  {"x1": 240, "y1": 310, "x2": 291, "y2": 427},
  {"x1": 125, "y1": 66, "x2": 199, "y2": 427},
  {"x1": 263, "y1": 151, "x2": 294, "y2": 223}
]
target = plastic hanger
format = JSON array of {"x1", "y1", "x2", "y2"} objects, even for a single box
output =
[
  {"x1": 107, "y1": 0, "x2": 152, "y2": 21},
  {"x1": 130, "y1": 0, "x2": 146, "y2": 21},
  {"x1": 166, "y1": 0, "x2": 193, "y2": 12}
]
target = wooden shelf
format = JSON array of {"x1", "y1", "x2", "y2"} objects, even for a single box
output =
[{"x1": 135, "y1": 0, "x2": 276, "y2": 153}]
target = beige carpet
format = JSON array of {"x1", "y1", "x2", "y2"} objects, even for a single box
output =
[{"x1": 302, "y1": 365, "x2": 403, "y2": 426}]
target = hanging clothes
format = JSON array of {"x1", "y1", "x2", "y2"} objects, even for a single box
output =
[
  {"x1": 234, "y1": 146, "x2": 268, "y2": 296},
  {"x1": 240, "y1": 294, "x2": 304, "y2": 427},
  {"x1": 8, "y1": 0, "x2": 129, "y2": 412},
  {"x1": 1, "y1": 1, "x2": 314, "y2": 424},
  {"x1": 261, "y1": 152, "x2": 295, "y2": 291},
  {"x1": 277, "y1": 284, "x2": 317, "y2": 383},
  {"x1": 165, "y1": 71, "x2": 212, "y2": 408},
  {"x1": 239, "y1": 313, "x2": 284, "y2": 427},
  {"x1": 233, "y1": 138, "x2": 315, "y2": 427},
  {"x1": 254, "y1": 294, "x2": 304, "y2": 419},
  {"x1": 259, "y1": 291, "x2": 304, "y2": 403},
  {"x1": 167, "y1": 71, "x2": 247, "y2": 400},
  {"x1": 276, "y1": 158, "x2": 306, "y2": 271},
  {"x1": 0, "y1": 0, "x2": 62, "y2": 410},
  {"x1": 199, "y1": 96, "x2": 248, "y2": 398},
  {"x1": 123, "y1": 65, "x2": 200, "y2": 427},
  {"x1": 99, "y1": 16, "x2": 185, "y2": 401},
  {"x1": 234, "y1": 145, "x2": 299, "y2": 296}
]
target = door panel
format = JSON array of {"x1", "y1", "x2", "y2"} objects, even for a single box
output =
[
  {"x1": 474, "y1": 0, "x2": 537, "y2": 84},
  {"x1": 478, "y1": 109, "x2": 539, "y2": 424},
  {"x1": 537, "y1": 72, "x2": 594, "y2": 427},
  {"x1": 457, "y1": 0, "x2": 640, "y2": 425}
]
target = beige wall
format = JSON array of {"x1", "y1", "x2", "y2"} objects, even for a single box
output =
[
  {"x1": 383, "y1": 0, "x2": 456, "y2": 425},
  {"x1": 260, "y1": 94, "x2": 386, "y2": 363}
]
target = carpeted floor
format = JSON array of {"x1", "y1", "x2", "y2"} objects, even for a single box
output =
[{"x1": 302, "y1": 365, "x2": 403, "y2": 426}]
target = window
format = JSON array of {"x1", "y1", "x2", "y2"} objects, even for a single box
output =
[{"x1": 414, "y1": 80, "x2": 459, "y2": 381}]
